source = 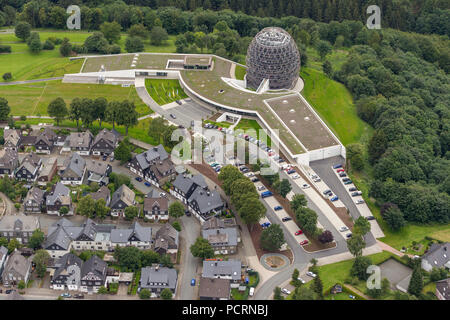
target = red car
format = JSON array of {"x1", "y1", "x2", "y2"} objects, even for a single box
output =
[
  {"x1": 337, "y1": 168, "x2": 345, "y2": 173},
  {"x1": 218, "y1": 127, "x2": 223, "y2": 131},
  {"x1": 295, "y1": 230, "x2": 303, "y2": 236},
  {"x1": 300, "y1": 240, "x2": 309, "y2": 245}
]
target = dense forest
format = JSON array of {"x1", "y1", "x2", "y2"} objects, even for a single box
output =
[
  {"x1": 0, "y1": 1, "x2": 449, "y2": 227},
  {"x1": 0, "y1": 0, "x2": 449, "y2": 36}
]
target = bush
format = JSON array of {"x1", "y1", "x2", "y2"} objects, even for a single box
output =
[
  {"x1": 172, "y1": 221, "x2": 181, "y2": 231},
  {"x1": 2, "y1": 72, "x2": 12, "y2": 81},
  {"x1": 48, "y1": 37, "x2": 63, "y2": 45},
  {"x1": 0, "y1": 45, "x2": 11, "y2": 53},
  {"x1": 42, "y1": 40, "x2": 55, "y2": 50},
  {"x1": 139, "y1": 288, "x2": 151, "y2": 299},
  {"x1": 108, "y1": 44, "x2": 121, "y2": 54},
  {"x1": 71, "y1": 44, "x2": 87, "y2": 54}
]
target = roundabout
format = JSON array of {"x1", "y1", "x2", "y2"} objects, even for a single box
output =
[{"x1": 260, "y1": 253, "x2": 291, "y2": 271}]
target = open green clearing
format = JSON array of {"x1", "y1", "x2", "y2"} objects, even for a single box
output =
[
  {"x1": 0, "y1": 80, "x2": 151, "y2": 116},
  {"x1": 300, "y1": 67, "x2": 372, "y2": 146},
  {"x1": 145, "y1": 79, "x2": 188, "y2": 105},
  {"x1": 0, "y1": 29, "x2": 177, "y2": 82},
  {"x1": 234, "y1": 64, "x2": 246, "y2": 80}
]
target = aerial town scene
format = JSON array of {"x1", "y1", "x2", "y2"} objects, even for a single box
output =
[{"x1": 0, "y1": 0, "x2": 448, "y2": 306}]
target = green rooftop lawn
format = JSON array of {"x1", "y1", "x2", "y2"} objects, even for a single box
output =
[
  {"x1": 234, "y1": 64, "x2": 246, "y2": 80},
  {"x1": 0, "y1": 80, "x2": 151, "y2": 116},
  {"x1": 145, "y1": 78, "x2": 187, "y2": 105},
  {"x1": 300, "y1": 67, "x2": 372, "y2": 146}
]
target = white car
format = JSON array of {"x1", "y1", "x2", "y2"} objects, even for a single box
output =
[
  {"x1": 281, "y1": 288, "x2": 291, "y2": 295},
  {"x1": 257, "y1": 185, "x2": 266, "y2": 191},
  {"x1": 249, "y1": 287, "x2": 255, "y2": 296},
  {"x1": 356, "y1": 199, "x2": 365, "y2": 204},
  {"x1": 292, "y1": 174, "x2": 300, "y2": 179},
  {"x1": 159, "y1": 192, "x2": 167, "y2": 197},
  {"x1": 246, "y1": 172, "x2": 255, "y2": 177},
  {"x1": 306, "y1": 271, "x2": 317, "y2": 278},
  {"x1": 297, "y1": 277, "x2": 306, "y2": 284},
  {"x1": 339, "y1": 226, "x2": 349, "y2": 232},
  {"x1": 313, "y1": 177, "x2": 321, "y2": 182},
  {"x1": 301, "y1": 184, "x2": 310, "y2": 189}
]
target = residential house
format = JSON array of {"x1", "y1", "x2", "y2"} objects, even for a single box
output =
[
  {"x1": 60, "y1": 153, "x2": 86, "y2": 185},
  {"x1": 154, "y1": 223, "x2": 179, "y2": 256},
  {"x1": 1, "y1": 250, "x2": 32, "y2": 286},
  {"x1": 46, "y1": 182, "x2": 73, "y2": 215},
  {"x1": 0, "y1": 215, "x2": 39, "y2": 244},
  {"x1": 199, "y1": 278, "x2": 231, "y2": 300},
  {"x1": 110, "y1": 184, "x2": 136, "y2": 217},
  {"x1": 88, "y1": 185, "x2": 111, "y2": 206},
  {"x1": 3, "y1": 129, "x2": 21, "y2": 150},
  {"x1": 23, "y1": 186, "x2": 45, "y2": 214},
  {"x1": 0, "y1": 148, "x2": 19, "y2": 177},
  {"x1": 202, "y1": 260, "x2": 242, "y2": 288},
  {"x1": 80, "y1": 255, "x2": 108, "y2": 294},
  {"x1": 34, "y1": 128, "x2": 57, "y2": 154},
  {"x1": 110, "y1": 221, "x2": 152, "y2": 249},
  {"x1": 18, "y1": 134, "x2": 36, "y2": 151},
  {"x1": 49, "y1": 253, "x2": 83, "y2": 291},
  {"x1": 14, "y1": 152, "x2": 42, "y2": 182},
  {"x1": 139, "y1": 266, "x2": 177, "y2": 297},
  {"x1": 91, "y1": 128, "x2": 120, "y2": 156},
  {"x1": 436, "y1": 278, "x2": 450, "y2": 300},
  {"x1": 0, "y1": 246, "x2": 8, "y2": 278},
  {"x1": 128, "y1": 145, "x2": 175, "y2": 187},
  {"x1": 43, "y1": 219, "x2": 77, "y2": 258},
  {"x1": 37, "y1": 157, "x2": 57, "y2": 185},
  {"x1": 86, "y1": 160, "x2": 111, "y2": 186},
  {"x1": 143, "y1": 190, "x2": 169, "y2": 221},
  {"x1": 171, "y1": 174, "x2": 206, "y2": 203},
  {"x1": 65, "y1": 130, "x2": 93, "y2": 155},
  {"x1": 421, "y1": 243, "x2": 450, "y2": 272},
  {"x1": 202, "y1": 227, "x2": 239, "y2": 255}
]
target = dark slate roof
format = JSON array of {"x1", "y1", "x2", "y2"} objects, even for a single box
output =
[
  {"x1": 423, "y1": 243, "x2": 450, "y2": 269},
  {"x1": 44, "y1": 225, "x2": 73, "y2": 250},
  {"x1": 202, "y1": 260, "x2": 242, "y2": 281},
  {"x1": 92, "y1": 129, "x2": 119, "y2": 146},
  {"x1": 46, "y1": 182, "x2": 70, "y2": 206},
  {"x1": 24, "y1": 186, "x2": 45, "y2": 204},
  {"x1": 110, "y1": 221, "x2": 151, "y2": 243},
  {"x1": 81, "y1": 255, "x2": 107, "y2": 280},
  {"x1": 436, "y1": 278, "x2": 450, "y2": 300},
  {"x1": 140, "y1": 266, "x2": 177, "y2": 290},
  {"x1": 110, "y1": 184, "x2": 135, "y2": 208},
  {"x1": 134, "y1": 144, "x2": 169, "y2": 170},
  {"x1": 89, "y1": 186, "x2": 110, "y2": 202},
  {"x1": 199, "y1": 278, "x2": 230, "y2": 299},
  {"x1": 188, "y1": 188, "x2": 223, "y2": 215},
  {"x1": 62, "y1": 153, "x2": 86, "y2": 178},
  {"x1": 143, "y1": 196, "x2": 168, "y2": 212},
  {"x1": 53, "y1": 253, "x2": 83, "y2": 279},
  {"x1": 202, "y1": 228, "x2": 238, "y2": 246}
]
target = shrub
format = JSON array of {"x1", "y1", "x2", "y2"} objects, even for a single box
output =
[
  {"x1": 172, "y1": 221, "x2": 181, "y2": 231},
  {"x1": 71, "y1": 44, "x2": 87, "y2": 54},
  {"x1": 139, "y1": 288, "x2": 151, "y2": 299},
  {"x1": 42, "y1": 40, "x2": 55, "y2": 50},
  {"x1": 0, "y1": 45, "x2": 11, "y2": 53},
  {"x1": 2, "y1": 72, "x2": 12, "y2": 81}
]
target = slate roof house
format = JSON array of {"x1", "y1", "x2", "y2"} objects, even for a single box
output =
[
  {"x1": 128, "y1": 145, "x2": 175, "y2": 187},
  {"x1": 199, "y1": 277, "x2": 231, "y2": 300},
  {"x1": 0, "y1": 148, "x2": 19, "y2": 177},
  {"x1": 88, "y1": 185, "x2": 111, "y2": 206},
  {"x1": 44, "y1": 219, "x2": 77, "y2": 258},
  {"x1": 49, "y1": 253, "x2": 83, "y2": 291},
  {"x1": 60, "y1": 153, "x2": 86, "y2": 185},
  {"x1": 436, "y1": 278, "x2": 450, "y2": 300},
  {"x1": 154, "y1": 223, "x2": 179, "y2": 256},
  {"x1": 143, "y1": 190, "x2": 169, "y2": 221},
  {"x1": 110, "y1": 184, "x2": 136, "y2": 217},
  {"x1": 65, "y1": 130, "x2": 93, "y2": 155},
  {"x1": 171, "y1": 174, "x2": 224, "y2": 222},
  {"x1": 139, "y1": 266, "x2": 178, "y2": 297},
  {"x1": 110, "y1": 221, "x2": 152, "y2": 249},
  {"x1": 421, "y1": 242, "x2": 450, "y2": 272},
  {"x1": 3, "y1": 129, "x2": 21, "y2": 150},
  {"x1": 202, "y1": 260, "x2": 242, "y2": 287},
  {"x1": 23, "y1": 186, "x2": 45, "y2": 214},
  {"x1": 14, "y1": 152, "x2": 42, "y2": 182},
  {"x1": 86, "y1": 160, "x2": 112, "y2": 186},
  {"x1": 91, "y1": 128, "x2": 120, "y2": 156},
  {"x1": 37, "y1": 157, "x2": 57, "y2": 185},
  {"x1": 46, "y1": 182, "x2": 73, "y2": 215},
  {"x1": 1, "y1": 250, "x2": 32, "y2": 286},
  {"x1": 0, "y1": 246, "x2": 8, "y2": 278},
  {"x1": 80, "y1": 255, "x2": 108, "y2": 293},
  {"x1": 0, "y1": 215, "x2": 39, "y2": 244},
  {"x1": 202, "y1": 227, "x2": 239, "y2": 255},
  {"x1": 34, "y1": 128, "x2": 58, "y2": 154}
]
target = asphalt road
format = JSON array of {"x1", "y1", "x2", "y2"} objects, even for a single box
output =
[{"x1": 310, "y1": 156, "x2": 376, "y2": 247}]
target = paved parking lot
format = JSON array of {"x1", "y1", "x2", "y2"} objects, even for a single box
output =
[{"x1": 159, "y1": 98, "x2": 214, "y2": 128}]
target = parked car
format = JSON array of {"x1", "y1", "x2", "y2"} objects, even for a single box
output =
[
  {"x1": 342, "y1": 177, "x2": 350, "y2": 182},
  {"x1": 191, "y1": 120, "x2": 195, "y2": 127},
  {"x1": 135, "y1": 177, "x2": 143, "y2": 182},
  {"x1": 60, "y1": 293, "x2": 71, "y2": 298},
  {"x1": 281, "y1": 288, "x2": 291, "y2": 295},
  {"x1": 102, "y1": 154, "x2": 108, "y2": 161},
  {"x1": 346, "y1": 233, "x2": 352, "y2": 238},
  {"x1": 337, "y1": 168, "x2": 345, "y2": 173},
  {"x1": 323, "y1": 189, "x2": 332, "y2": 195},
  {"x1": 74, "y1": 293, "x2": 84, "y2": 299},
  {"x1": 282, "y1": 217, "x2": 292, "y2": 222},
  {"x1": 300, "y1": 240, "x2": 309, "y2": 245},
  {"x1": 170, "y1": 113, "x2": 176, "y2": 119},
  {"x1": 351, "y1": 191, "x2": 362, "y2": 197},
  {"x1": 144, "y1": 181, "x2": 151, "y2": 187},
  {"x1": 330, "y1": 196, "x2": 339, "y2": 201},
  {"x1": 278, "y1": 158, "x2": 285, "y2": 163},
  {"x1": 274, "y1": 206, "x2": 283, "y2": 211},
  {"x1": 191, "y1": 279, "x2": 196, "y2": 286},
  {"x1": 249, "y1": 287, "x2": 255, "y2": 296},
  {"x1": 313, "y1": 177, "x2": 321, "y2": 182},
  {"x1": 366, "y1": 216, "x2": 375, "y2": 220},
  {"x1": 301, "y1": 183, "x2": 310, "y2": 189},
  {"x1": 295, "y1": 230, "x2": 303, "y2": 236},
  {"x1": 339, "y1": 172, "x2": 347, "y2": 177},
  {"x1": 287, "y1": 169, "x2": 296, "y2": 174},
  {"x1": 261, "y1": 222, "x2": 271, "y2": 228},
  {"x1": 306, "y1": 271, "x2": 317, "y2": 278},
  {"x1": 344, "y1": 180, "x2": 353, "y2": 185},
  {"x1": 297, "y1": 277, "x2": 306, "y2": 284},
  {"x1": 185, "y1": 210, "x2": 191, "y2": 216},
  {"x1": 348, "y1": 187, "x2": 357, "y2": 192},
  {"x1": 159, "y1": 192, "x2": 167, "y2": 197},
  {"x1": 292, "y1": 174, "x2": 300, "y2": 179},
  {"x1": 339, "y1": 226, "x2": 349, "y2": 232},
  {"x1": 261, "y1": 191, "x2": 273, "y2": 198},
  {"x1": 5, "y1": 289, "x2": 14, "y2": 294},
  {"x1": 175, "y1": 100, "x2": 182, "y2": 105},
  {"x1": 251, "y1": 177, "x2": 260, "y2": 182},
  {"x1": 333, "y1": 164, "x2": 343, "y2": 169},
  {"x1": 257, "y1": 185, "x2": 266, "y2": 191}
]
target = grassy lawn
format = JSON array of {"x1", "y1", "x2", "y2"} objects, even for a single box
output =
[
  {"x1": 234, "y1": 64, "x2": 246, "y2": 80},
  {"x1": 0, "y1": 80, "x2": 151, "y2": 116},
  {"x1": 300, "y1": 67, "x2": 372, "y2": 146},
  {"x1": 145, "y1": 79, "x2": 188, "y2": 105},
  {"x1": 231, "y1": 287, "x2": 249, "y2": 300},
  {"x1": 306, "y1": 47, "x2": 349, "y2": 72}
]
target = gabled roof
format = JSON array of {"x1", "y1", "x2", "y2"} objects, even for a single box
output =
[
  {"x1": 202, "y1": 260, "x2": 242, "y2": 281},
  {"x1": 188, "y1": 188, "x2": 223, "y2": 215},
  {"x1": 111, "y1": 184, "x2": 135, "y2": 208},
  {"x1": 46, "y1": 182, "x2": 71, "y2": 206},
  {"x1": 0, "y1": 215, "x2": 39, "y2": 232},
  {"x1": 140, "y1": 266, "x2": 177, "y2": 290},
  {"x1": 155, "y1": 224, "x2": 179, "y2": 246},
  {"x1": 143, "y1": 196, "x2": 168, "y2": 212},
  {"x1": 86, "y1": 160, "x2": 110, "y2": 175},
  {"x1": 172, "y1": 174, "x2": 206, "y2": 195},
  {"x1": 53, "y1": 253, "x2": 83, "y2": 279},
  {"x1": 423, "y1": 243, "x2": 450, "y2": 269},
  {"x1": 62, "y1": 153, "x2": 86, "y2": 178},
  {"x1": 89, "y1": 186, "x2": 110, "y2": 202},
  {"x1": 68, "y1": 130, "x2": 93, "y2": 149},
  {"x1": 0, "y1": 148, "x2": 18, "y2": 168},
  {"x1": 436, "y1": 278, "x2": 450, "y2": 300},
  {"x1": 199, "y1": 278, "x2": 230, "y2": 299},
  {"x1": 202, "y1": 228, "x2": 238, "y2": 246},
  {"x1": 133, "y1": 144, "x2": 169, "y2": 170},
  {"x1": 81, "y1": 255, "x2": 107, "y2": 280},
  {"x1": 21, "y1": 152, "x2": 41, "y2": 167},
  {"x1": 4, "y1": 250, "x2": 31, "y2": 278},
  {"x1": 24, "y1": 186, "x2": 45, "y2": 204},
  {"x1": 3, "y1": 129, "x2": 20, "y2": 146},
  {"x1": 202, "y1": 217, "x2": 225, "y2": 230},
  {"x1": 110, "y1": 221, "x2": 151, "y2": 243},
  {"x1": 44, "y1": 225, "x2": 73, "y2": 250},
  {"x1": 0, "y1": 246, "x2": 7, "y2": 262},
  {"x1": 92, "y1": 129, "x2": 119, "y2": 147}
]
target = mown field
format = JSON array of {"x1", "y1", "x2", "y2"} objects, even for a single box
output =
[
  {"x1": 0, "y1": 29, "x2": 177, "y2": 82},
  {"x1": 145, "y1": 79, "x2": 188, "y2": 105},
  {"x1": 0, "y1": 80, "x2": 151, "y2": 116}
]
